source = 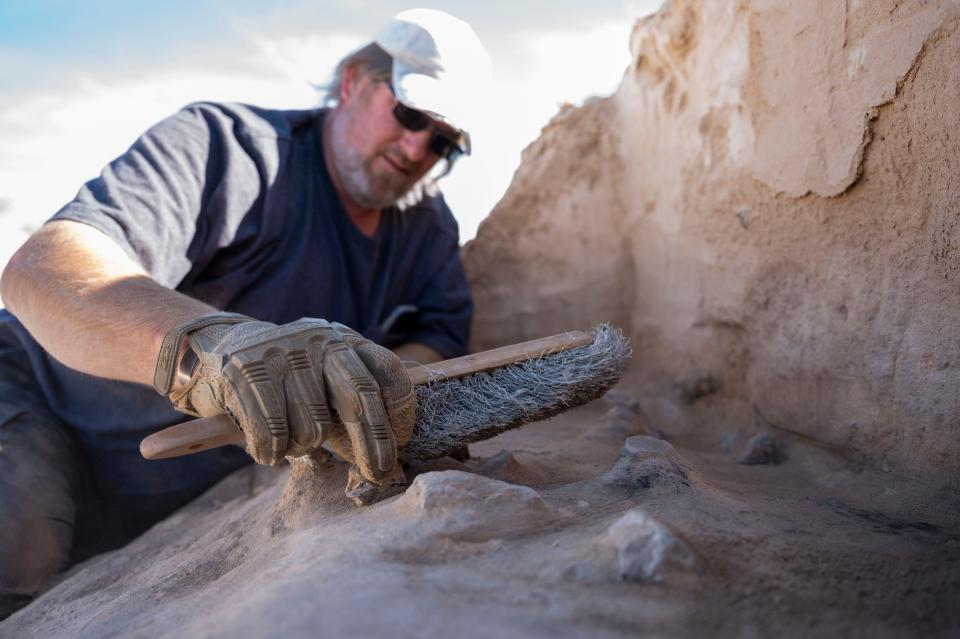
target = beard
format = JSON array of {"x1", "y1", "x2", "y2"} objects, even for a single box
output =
[{"x1": 327, "y1": 107, "x2": 425, "y2": 210}]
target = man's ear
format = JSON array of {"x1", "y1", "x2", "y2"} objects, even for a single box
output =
[{"x1": 340, "y1": 65, "x2": 363, "y2": 104}]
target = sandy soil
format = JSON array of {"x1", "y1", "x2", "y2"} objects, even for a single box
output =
[
  {"x1": 4, "y1": 382, "x2": 958, "y2": 638},
  {"x1": 5, "y1": 2, "x2": 960, "y2": 636}
]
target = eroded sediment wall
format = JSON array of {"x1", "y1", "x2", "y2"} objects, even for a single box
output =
[{"x1": 463, "y1": 0, "x2": 960, "y2": 477}]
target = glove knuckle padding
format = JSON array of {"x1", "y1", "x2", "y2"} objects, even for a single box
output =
[
  {"x1": 223, "y1": 346, "x2": 290, "y2": 466},
  {"x1": 348, "y1": 337, "x2": 416, "y2": 446},
  {"x1": 322, "y1": 341, "x2": 396, "y2": 482},
  {"x1": 219, "y1": 322, "x2": 336, "y2": 465},
  {"x1": 283, "y1": 341, "x2": 333, "y2": 455}
]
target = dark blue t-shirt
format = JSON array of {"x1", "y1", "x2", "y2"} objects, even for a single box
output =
[{"x1": 0, "y1": 102, "x2": 472, "y2": 499}]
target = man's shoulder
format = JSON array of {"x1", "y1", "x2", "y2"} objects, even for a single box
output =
[{"x1": 174, "y1": 101, "x2": 324, "y2": 143}]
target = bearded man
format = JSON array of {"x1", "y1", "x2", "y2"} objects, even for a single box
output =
[{"x1": 0, "y1": 9, "x2": 490, "y2": 619}]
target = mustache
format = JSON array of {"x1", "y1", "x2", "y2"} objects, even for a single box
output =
[{"x1": 380, "y1": 147, "x2": 417, "y2": 175}]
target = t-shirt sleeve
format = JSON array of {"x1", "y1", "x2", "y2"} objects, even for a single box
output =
[
  {"x1": 405, "y1": 205, "x2": 473, "y2": 359},
  {"x1": 49, "y1": 104, "x2": 253, "y2": 289}
]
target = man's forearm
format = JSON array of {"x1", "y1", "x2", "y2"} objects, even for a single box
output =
[
  {"x1": 0, "y1": 220, "x2": 215, "y2": 386},
  {"x1": 393, "y1": 341, "x2": 445, "y2": 365}
]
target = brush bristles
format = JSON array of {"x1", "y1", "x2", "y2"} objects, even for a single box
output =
[{"x1": 400, "y1": 325, "x2": 631, "y2": 461}]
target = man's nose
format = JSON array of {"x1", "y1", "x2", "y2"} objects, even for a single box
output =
[{"x1": 397, "y1": 128, "x2": 432, "y2": 164}]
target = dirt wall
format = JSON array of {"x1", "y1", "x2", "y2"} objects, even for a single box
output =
[{"x1": 463, "y1": 0, "x2": 960, "y2": 478}]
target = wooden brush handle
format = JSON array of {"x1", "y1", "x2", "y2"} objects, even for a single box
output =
[{"x1": 140, "y1": 330, "x2": 593, "y2": 460}]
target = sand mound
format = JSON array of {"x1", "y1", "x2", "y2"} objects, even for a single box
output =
[
  {"x1": 601, "y1": 436, "x2": 696, "y2": 495},
  {"x1": 5, "y1": 405, "x2": 960, "y2": 637}
]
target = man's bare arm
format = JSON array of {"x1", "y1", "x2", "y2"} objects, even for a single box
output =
[
  {"x1": 393, "y1": 341, "x2": 445, "y2": 365},
  {"x1": 0, "y1": 220, "x2": 214, "y2": 385}
]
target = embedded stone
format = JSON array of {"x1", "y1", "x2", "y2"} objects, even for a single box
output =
[
  {"x1": 582, "y1": 392, "x2": 649, "y2": 442},
  {"x1": 735, "y1": 433, "x2": 784, "y2": 465},
  {"x1": 603, "y1": 509, "x2": 698, "y2": 583},
  {"x1": 394, "y1": 470, "x2": 559, "y2": 542},
  {"x1": 602, "y1": 436, "x2": 692, "y2": 493}
]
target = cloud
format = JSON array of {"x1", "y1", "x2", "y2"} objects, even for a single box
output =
[
  {"x1": 0, "y1": 64, "x2": 323, "y2": 273},
  {"x1": 252, "y1": 34, "x2": 363, "y2": 86},
  {"x1": 0, "y1": 15, "x2": 639, "y2": 278},
  {"x1": 443, "y1": 20, "x2": 633, "y2": 240}
]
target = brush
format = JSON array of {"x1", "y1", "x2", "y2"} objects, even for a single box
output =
[{"x1": 140, "y1": 324, "x2": 630, "y2": 462}]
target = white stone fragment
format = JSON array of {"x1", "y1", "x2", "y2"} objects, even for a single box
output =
[
  {"x1": 603, "y1": 509, "x2": 697, "y2": 583},
  {"x1": 394, "y1": 470, "x2": 559, "y2": 542}
]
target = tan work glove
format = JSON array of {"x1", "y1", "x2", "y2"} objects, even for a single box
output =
[{"x1": 153, "y1": 313, "x2": 415, "y2": 484}]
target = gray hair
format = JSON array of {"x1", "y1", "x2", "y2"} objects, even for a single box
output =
[
  {"x1": 320, "y1": 43, "x2": 457, "y2": 209},
  {"x1": 322, "y1": 43, "x2": 393, "y2": 107}
]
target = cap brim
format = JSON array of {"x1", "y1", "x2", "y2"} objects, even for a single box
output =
[{"x1": 392, "y1": 63, "x2": 472, "y2": 156}]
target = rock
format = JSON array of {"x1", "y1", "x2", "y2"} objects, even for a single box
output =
[
  {"x1": 602, "y1": 436, "x2": 692, "y2": 493},
  {"x1": 604, "y1": 390, "x2": 644, "y2": 413},
  {"x1": 582, "y1": 392, "x2": 649, "y2": 442},
  {"x1": 735, "y1": 433, "x2": 784, "y2": 465},
  {"x1": 603, "y1": 399, "x2": 645, "y2": 434},
  {"x1": 448, "y1": 444, "x2": 471, "y2": 462},
  {"x1": 476, "y1": 449, "x2": 524, "y2": 481},
  {"x1": 474, "y1": 449, "x2": 555, "y2": 486},
  {"x1": 343, "y1": 465, "x2": 408, "y2": 507},
  {"x1": 477, "y1": 449, "x2": 521, "y2": 473},
  {"x1": 720, "y1": 432, "x2": 739, "y2": 454},
  {"x1": 603, "y1": 509, "x2": 698, "y2": 583},
  {"x1": 392, "y1": 470, "x2": 559, "y2": 543}
]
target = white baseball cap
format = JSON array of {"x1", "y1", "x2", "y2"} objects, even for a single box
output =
[{"x1": 374, "y1": 9, "x2": 492, "y2": 156}]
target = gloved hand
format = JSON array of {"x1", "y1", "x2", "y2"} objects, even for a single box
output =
[{"x1": 153, "y1": 313, "x2": 415, "y2": 483}]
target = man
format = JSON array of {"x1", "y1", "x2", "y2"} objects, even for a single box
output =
[{"x1": 0, "y1": 9, "x2": 491, "y2": 619}]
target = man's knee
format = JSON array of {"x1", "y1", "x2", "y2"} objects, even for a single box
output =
[
  {"x1": 0, "y1": 412, "x2": 79, "y2": 620},
  {"x1": 0, "y1": 508, "x2": 74, "y2": 620}
]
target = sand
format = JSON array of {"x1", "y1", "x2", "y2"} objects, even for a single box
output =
[
  {"x1": 3, "y1": 393, "x2": 958, "y2": 637},
  {"x1": 5, "y1": 1, "x2": 960, "y2": 635}
]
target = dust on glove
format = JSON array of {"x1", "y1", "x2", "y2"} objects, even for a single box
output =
[{"x1": 154, "y1": 314, "x2": 415, "y2": 484}]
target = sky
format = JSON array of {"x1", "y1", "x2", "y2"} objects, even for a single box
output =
[{"x1": 0, "y1": 1, "x2": 662, "y2": 272}]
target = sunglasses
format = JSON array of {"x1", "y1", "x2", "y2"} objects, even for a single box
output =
[{"x1": 391, "y1": 100, "x2": 463, "y2": 161}]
